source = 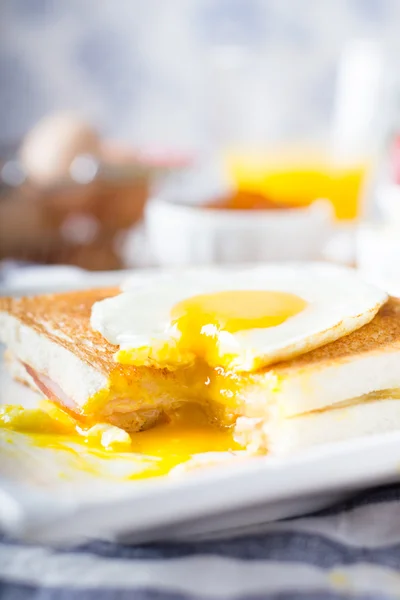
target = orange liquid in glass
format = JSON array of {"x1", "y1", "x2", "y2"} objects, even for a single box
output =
[{"x1": 225, "y1": 151, "x2": 369, "y2": 220}]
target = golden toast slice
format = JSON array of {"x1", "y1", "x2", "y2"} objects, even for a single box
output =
[{"x1": 2, "y1": 290, "x2": 400, "y2": 454}]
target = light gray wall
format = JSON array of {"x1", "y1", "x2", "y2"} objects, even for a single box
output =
[{"x1": 1, "y1": 0, "x2": 400, "y2": 151}]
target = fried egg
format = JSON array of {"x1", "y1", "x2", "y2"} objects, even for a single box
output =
[{"x1": 91, "y1": 263, "x2": 387, "y2": 372}]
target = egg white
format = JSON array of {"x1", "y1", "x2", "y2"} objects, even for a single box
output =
[{"x1": 91, "y1": 263, "x2": 388, "y2": 372}]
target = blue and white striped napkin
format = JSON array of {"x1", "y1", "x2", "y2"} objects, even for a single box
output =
[{"x1": 2, "y1": 484, "x2": 400, "y2": 600}]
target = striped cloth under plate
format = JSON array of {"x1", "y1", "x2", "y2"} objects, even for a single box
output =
[{"x1": 2, "y1": 485, "x2": 400, "y2": 600}]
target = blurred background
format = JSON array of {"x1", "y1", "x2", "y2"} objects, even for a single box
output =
[{"x1": 2, "y1": 0, "x2": 400, "y2": 291}]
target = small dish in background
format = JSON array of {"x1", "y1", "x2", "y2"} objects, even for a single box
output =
[{"x1": 145, "y1": 194, "x2": 334, "y2": 267}]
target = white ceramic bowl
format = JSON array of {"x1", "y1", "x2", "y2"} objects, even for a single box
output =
[{"x1": 145, "y1": 197, "x2": 334, "y2": 266}]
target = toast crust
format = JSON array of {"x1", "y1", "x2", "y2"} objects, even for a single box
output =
[
  {"x1": 0, "y1": 289, "x2": 199, "y2": 394},
  {"x1": 2, "y1": 290, "x2": 400, "y2": 442},
  {"x1": 1, "y1": 290, "x2": 400, "y2": 378},
  {"x1": 0, "y1": 289, "x2": 236, "y2": 427},
  {"x1": 0, "y1": 288, "x2": 119, "y2": 375},
  {"x1": 273, "y1": 297, "x2": 400, "y2": 375}
]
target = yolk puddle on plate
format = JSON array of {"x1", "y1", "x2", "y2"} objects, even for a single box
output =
[
  {"x1": 0, "y1": 402, "x2": 242, "y2": 479},
  {"x1": 130, "y1": 404, "x2": 239, "y2": 457}
]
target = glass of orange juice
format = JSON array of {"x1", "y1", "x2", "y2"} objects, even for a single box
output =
[
  {"x1": 213, "y1": 40, "x2": 384, "y2": 221},
  {"x1": 224, "y1": 148, "x2": 370, "y2": 220}
]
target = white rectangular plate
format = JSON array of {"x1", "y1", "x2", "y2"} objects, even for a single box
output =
[{"x1": 1, "y1": 269, "x2": 400, "y2": 546}]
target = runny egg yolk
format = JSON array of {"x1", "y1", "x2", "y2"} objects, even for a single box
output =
[
  {"x1": 0, "y1": 292, "x2": 306, "y2": 479},
  {"x1": 170, "y1": 290, "x2": 307, "y2": 365},
  {"x1": 0, "y1": 403, "x2": 241, "y2": 480},
  {"x1": 116, "y1": 290, "x2": 308, "y2": 371}
]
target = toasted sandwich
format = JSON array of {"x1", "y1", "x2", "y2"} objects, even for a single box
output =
[{"x1": 1, "y1": 272, "x2": 400, "y2": 455}]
